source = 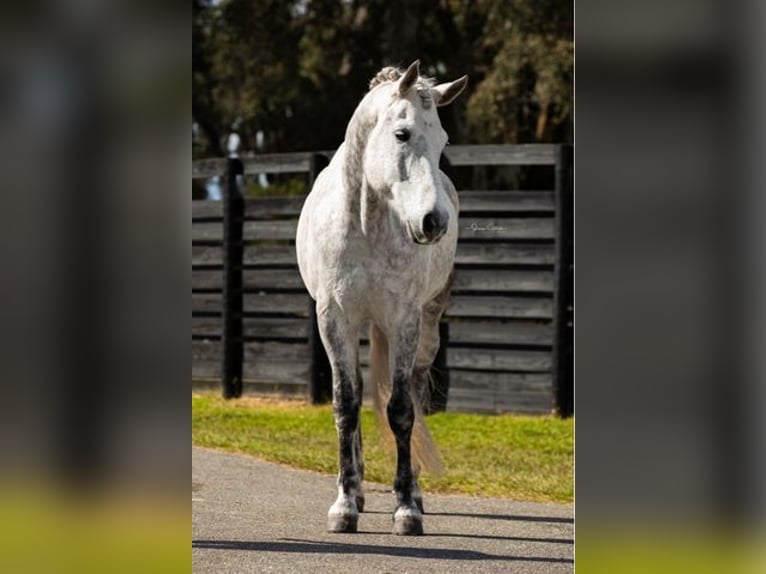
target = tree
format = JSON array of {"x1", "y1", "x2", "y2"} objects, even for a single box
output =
[{"x1": 192, "y1": 0, "x2": 573, "y2": 158}]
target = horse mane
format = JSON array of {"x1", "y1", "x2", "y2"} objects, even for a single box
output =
[
  {"x1": 368, "y1": 66, "x2": 436, "y2": 91},
  {"x1": 343, "y1": 66, "x2": 436, "y2": 195}
]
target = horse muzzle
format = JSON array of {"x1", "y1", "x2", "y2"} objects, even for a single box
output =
[{"x1": 410, "y1": 210, "x2": 449, "y2": 245}]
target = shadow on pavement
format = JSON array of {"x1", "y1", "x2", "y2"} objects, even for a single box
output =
[
  {"x1": 192, "y1": 538, "x2": 574, "y2": 564},
  {"x1": 429, "y1": 533, "x2": 573, "y2": 545},
  {"x1": 428, "y1": 512, "x2": 574, "y2": 524}
]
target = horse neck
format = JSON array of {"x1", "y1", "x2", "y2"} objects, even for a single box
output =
[
  {"x1": 341, "y1": 105, "x2": 371, "y2": 200},
  {"x1": 341, "y1": 95, "x2": 393, "y2": 237}
]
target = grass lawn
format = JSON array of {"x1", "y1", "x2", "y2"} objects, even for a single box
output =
[{"x1": 192, "y1": 392, "x2": 573, "y2": 503}]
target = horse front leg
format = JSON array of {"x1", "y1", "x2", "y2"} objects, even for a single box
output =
[
  {"x1": 317, "y1": 303, "x2": 362, "y2": 533},
  {"x1": 387, "y1": 313, "x2": 423, "y2": 535}
]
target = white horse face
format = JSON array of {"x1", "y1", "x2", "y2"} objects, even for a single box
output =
[{"x1": 364, "y1": 62, "x2": 467, "y2": 245}]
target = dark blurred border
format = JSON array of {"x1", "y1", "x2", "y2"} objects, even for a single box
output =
[
  {"x1": 576, "y1": 0, "x2": 765, "y2": 569},
  {"x1": 0, "y1": 2, "x2": 189, "y2": 572}
]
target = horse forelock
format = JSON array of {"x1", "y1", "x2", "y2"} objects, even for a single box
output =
[{"x1": 368, "y1": 66, "x2": 435, "y2": 92}]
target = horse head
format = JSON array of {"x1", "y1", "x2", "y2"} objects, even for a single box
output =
[{"x1": 361, "y1": 61, "x2": 467, "y2": 245}]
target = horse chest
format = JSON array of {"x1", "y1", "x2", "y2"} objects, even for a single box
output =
[{"x1": 333, "y1": 239, "x2": 446, "y2": 308}]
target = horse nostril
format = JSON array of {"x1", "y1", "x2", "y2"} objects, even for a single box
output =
[
  {"x1": 422, "y1": 213, "x2": 437, "y2": 237},
  {"x1": 422, "y1": 211, "x2": 446, "y2": 241}
]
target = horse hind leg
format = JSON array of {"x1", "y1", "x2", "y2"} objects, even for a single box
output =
[
  {"x1": 409, "y1": 277, "x2": 452, "y2": 515},
  {"x1": 413, "y1": 274, "x2": 452, "y2": 414},
  {"x1": 353, "y1": 363, "x2": 365, "y2": 513}
]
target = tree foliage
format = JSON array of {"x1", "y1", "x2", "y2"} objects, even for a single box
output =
[{"x1": 192, "y1": 0, "x2": 572, "y2": 158}]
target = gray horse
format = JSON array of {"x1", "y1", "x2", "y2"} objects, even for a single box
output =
[{"x1": 296, "y1": 60, "x2": 467, "y2": 535}]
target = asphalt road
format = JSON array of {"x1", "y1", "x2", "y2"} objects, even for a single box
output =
[{"x1": 192, "y1": 447, "x2": 574, "y2": 573}]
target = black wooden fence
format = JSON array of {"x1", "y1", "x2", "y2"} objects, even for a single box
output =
[{"x1": 192, "y1": 144, "x2": 573, "y2": 416}]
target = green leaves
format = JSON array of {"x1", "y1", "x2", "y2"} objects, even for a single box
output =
[{"x1": 192, "y1": 0, "x2": 573, "y2": 158}]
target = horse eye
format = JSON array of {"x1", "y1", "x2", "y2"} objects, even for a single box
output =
[{"x1": 394, "y1": 129, "x2": 410, "y2": 142}]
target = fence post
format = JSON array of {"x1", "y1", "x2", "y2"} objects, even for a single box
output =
[
  {"x1": 308, "y1": 153, "x2": 332, "y2": 404},
  {"x1": 553, "y1": 144, "x2": 573, "y2": 416},
  {"x1": 222, "y1": 157, "x2": 244, "y2": 398}
]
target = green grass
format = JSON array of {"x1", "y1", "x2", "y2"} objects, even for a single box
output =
[{"x1": 192, "y1": 393, "x2": 573, "y2": 503}]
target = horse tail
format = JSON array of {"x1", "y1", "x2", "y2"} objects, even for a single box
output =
[{"x1": 370, "y1": 325, "x2": 444, "y2": 477}]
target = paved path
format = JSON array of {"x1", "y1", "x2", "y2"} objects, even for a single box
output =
[{"x1": 192, "y1": 447, "x2": 574, "y2": 573}]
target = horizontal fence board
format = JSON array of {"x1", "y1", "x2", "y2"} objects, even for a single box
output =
[
  {"x1": 243, "y1": 341, "x2": 310, "y2": 382},
  {"x1": 192, "y1": 292, "x2": 222, "y2": 314},
  {"x1": 192, "y1": 151, "x2": 336, "y2": 179},
  {"x1": 193, "y1": 317, "x2": 309, "y2": 340},
  {"x1": 458, "y1": 217, "x2": 554, "y2": 240},
  {"x1": 193, "y1": 144, "x2": 558, "y2": 177},
  {"x1": 194, "y1": 221, "x2": 300, "y2": 242},
  {"x1": 244, "y1": 220, "x2": 298, "y2": 241},
  {"x1": 193, "y1": 245, "x2": 297, "y2": 267},
  {"x1": 193, "y1": 222, "x2": 224, "y2": 242},
  {"x1": 243, "y1": 268, "x2": 306, "y2": 291},
  {"x1": 192, "y1": 362, "x2": 220, "y2": 380},
  {"x1": 444, "y1": 144, "x2": 557, "y2": 166},
  {"x1": 193, "y1": 245, "x2": 224, "y2": 265},
  {"x1": 241, "y1": 153, "x2": 311, "y2": 175},
  {"x1": 243, "y1": 317, "x2": 309, "y2": 339},
  {"x1": 448, "y1": 320, "x2": 554, "y2": 346},
  {"x1": 243, "y1": 362, "x2": 309, "y2": 383},
  {"x1": 495, "y1": 389, "x2": 554, "y2": 414},
  {"x1": 452, "y1": 269, "x2": 553, "y2": 293},
  {"x1": 193, "y1": 269, "x2": 306, "y2": 291},
  {"x1": 245, "y1": 196, "x2": 305, "y2": 218},
  {"x1": 193, "y1": 200, "x2": 223, "y2": 220},
  {"x1": 193, "y1": 158, "x2": 227, "y2": 179},
  {"x1": 446, "y1": 391, "x2": 552, "y2": 414},
  {"x1": 454, "y1": 243, "x2": 555, "y2": 266},
  {"x1": 447, "y1": 371, "x2": 554, "y2": 414},
  {"x1": 244, "y1": 292, "x2": 311, "y2": 316},
  {"x1": 448, "y1": 347, "x2": 552, "y2": 371},
  {"x1": 444, "y1": 388, "x2": 495, "y2": 413},
  {"x1": 192, "y1": 316, "x2": 220, "y2": 337},
  {"x1": 192, "y1": 340, "x2": 220, "y2": 379},
  {"x1": 450, "y1": 370, "x2": 553, "y2": 392},
  {"x1": 192, "y1": 270, "x2": 220, "y2": 290},
  {"x1": 447, "y1": 295, "x2": 553, "y2": 319},
  {"x1": 244, "y1": 245, "x2": 298, "y2": 266},
  {"x1": 458, "y1": 191, "x2": 554, "y2": 213},
  {"x1": 194, "y1": 292, "x2": 310, "y2": 316}
]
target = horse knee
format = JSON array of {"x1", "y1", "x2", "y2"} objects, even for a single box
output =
[
  {"x1": 333, "y1": 397, "x2": 359, "y2": 435},
  {"x1": 386, "y1": 385, "x2": 414, "y2": 437}
]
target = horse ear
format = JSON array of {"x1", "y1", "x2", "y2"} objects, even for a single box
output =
[
  {"x1": 397, "y1": 60, "x2": 420, "y2": 97},
  {"x1": 433, "y1": 75, "x2": 468, "y2": 107}
]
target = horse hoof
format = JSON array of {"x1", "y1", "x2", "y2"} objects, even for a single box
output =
[
  {"x1": 356, "y1": 495, "x2": 365, "y2": 513},
  {"x1": 393, "y1": 506, "x2": 424, "y2": 536},
  {"x1": 393, "y1": 515, "x2": 423, "y2": 536},
  {"x1": 328, "y1": 513, "x2": 358, "y2": 533}
]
